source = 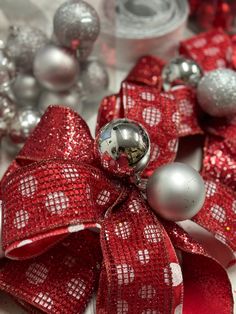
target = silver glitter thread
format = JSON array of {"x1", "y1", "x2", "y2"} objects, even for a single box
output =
[
  {"x1": 6, "y1": 25, "x2": 48, "y2": 73},
  {"x1": 53, "y1": 0, "x2": 100, "y2": 49},
  {"x1": 197, "y1": 69, "x2": 236, "y2": 117}
]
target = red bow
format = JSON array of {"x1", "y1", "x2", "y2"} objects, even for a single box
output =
[{"x1": 0, "y1": 28, "x2": 235, "y2": 314}]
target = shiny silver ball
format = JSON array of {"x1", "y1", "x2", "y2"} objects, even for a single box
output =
[
  {"x1": 6, "y1": 25, "x2": 48, "y2": 73},
  {"x1": 12, "y1": 74, "x2": 41, "y2": 104},
  {"x1": 0, "y1": 48, "x2": 16, "y2": 90},
  {"x1": 8, "y1": 108, "x2": 41, "y2": 144},
  {"x1": 0, "y1": 93, "x2": 16, "y2": 137},
  {"x1": 147, "y1": 162, "x2": 205, "y2": 221},
  {"x1": 162, "y1": 57, "x2": 203, "y2": 91},
  {"x1": 197, "y1": 69, "x2": 236, "y2": 117},
  {"x1": 33, "y1": 45, "x2": 79, "y2": 92},
  {"x1": 81, "y1": 59, "x2": 109, "y2": 101},
  {"x1": 95, "y1": 119, "x2": 150, "y2": 177},
  {"x1": 53, "y1": 0, "x2": 100, "y2": 49},
  {"x1": 39, "y1": 89, "x2": 83, "y2": 114}
]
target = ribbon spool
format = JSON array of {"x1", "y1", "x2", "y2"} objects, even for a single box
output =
[{"x1": 98, "y1": 0, "x2": 189, "y2": 69}]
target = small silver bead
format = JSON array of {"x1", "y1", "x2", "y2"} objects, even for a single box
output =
[
  {"x1": 162, "y1": 57, "x2": 203, "y2": 91},
  {"x1": 147, "y1": 162, "x2": 206, "y2": 221},
  {"x1": 12, "y1": 74, "x2": 41, "y2": 104}
]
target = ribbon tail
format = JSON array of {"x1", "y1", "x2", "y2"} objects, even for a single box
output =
[
  {"x1": 163, "y1": 221, "x2": 234, "y2": 314},
  {"x1": 0, "y1": 231, "x2": 102, "y2": 314},
  {"x1": 97, "y1": 189, "x2": 183, "y2": 314}
]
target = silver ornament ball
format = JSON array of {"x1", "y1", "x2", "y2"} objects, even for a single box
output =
[
  {"x1": 162, "y1": 57, "x2": 203, "y2": 91},
  {"x1": 8, "y1": 108, "x2": 41, "y2": 144},
  {"x1": 81, "y1": 59, "x2": 109, "y2": 100},
  {"x1": 33, "y1": 45, "x2": 79, "y2": 92},
  {"x1": 53, "y1": 0, "x2": 100, "y2": 49},
  {"x1": 96, "y1": 119, "x2": 150, "y2": 176},
  {"x1": 0, "y1": 48, "x2": 16, "y2": 89},
  {"x1": 6, "y1": 25, "x2": 48, "y2": 73},
  {"x1": 0, "y1": 93, "x2": 16, "y2": 137},
  {"x1": 147, "y1": 162, "x2": 206, "y2": 221},
  {"x1": 197, "y1": 69, "x2": 236, "y2": 117},
  {"x1": 39, "y1": 89, "x2": 83, "y2": 114},
  {"x1": 12, "y1": 74, "x2": 41, "y2": 104}
]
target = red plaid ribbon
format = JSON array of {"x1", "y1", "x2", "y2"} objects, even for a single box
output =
[{"x1": 0, "y1": 29, "x2": 235, "y2": 314}]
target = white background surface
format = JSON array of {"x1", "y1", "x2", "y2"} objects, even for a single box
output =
[{"x1": 0, "y1": 0, "x2": 235, "y2": 313}]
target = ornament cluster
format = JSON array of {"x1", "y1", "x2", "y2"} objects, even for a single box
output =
[{"x1": 0, "y1": 0, "x2": 109, "y2": 153}]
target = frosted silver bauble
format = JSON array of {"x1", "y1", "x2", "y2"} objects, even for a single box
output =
[
  {"x1": 197, "y1": 69, "x2": 236, "y2": 117},
  {"x1": 33, "y1": 45, "x2": 79, "y2": 92},
  {"x1": 162, "y1": 57, "x2": 203, "y2": 91},
  {"x1": 8, "y1": 108, "x2": 41, "y2": 144},
  {"x1": 39, "y1": 89, "x2": 83, "y2": 114},
  {"x1": 6, "y1": 25, "x2": 48, "y2": 73},
  {"x1": 53, "y1": 0, "x2": 100, "y2": 49},
  {"x1": 12, "y1": 74, "x2": 41, "y2": 104},
  {"x1": 96, "y1": 119, "x2": 150, "y2": 177},
  {"x1": 81, "y1": 59, "x2": 109, "y2": 101},
  {"x1": 147, "y1": 162, "x2": 205, "y2": 221}
]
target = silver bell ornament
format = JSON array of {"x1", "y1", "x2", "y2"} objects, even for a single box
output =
[
  {"x1": 0, "y1": 48, "x2": 16, "y2": 90},
  {"x1": 0, "y1": 93, "x2": 16, "y2": 137},
  {"x1": 53, "y1": 0, "x2": 100, "y2": 50},
  {"x1": 197, "y1": 69, "x2": 236, "y2": 117},
  {"x1": 12, "y1": 74, "x2": 41, "y2": 105},
  {"x1": 8, "y1": 108, "x2": 41, "y2": 144},
  {"x1": 80, "y1": 59, "x2": 109, "y2": 101},
  {"x1": 147, "y1": 162, "x2": 206, "y2": 221},
  {"x1": 162, "y1": 57, "x2": 203, "y2": 91},
  {"x1": 39, "y1": 89, "x2": 83, "y2": 114},
  {"x1": 95, "y1": 119, "x2": 150, "y2": 177},
  {"x1": 5, "y1": 25, "x2": 48, "y2": 73},
  {"x1": 33, "y1": 45, "x2": 79, "y2": 92}
]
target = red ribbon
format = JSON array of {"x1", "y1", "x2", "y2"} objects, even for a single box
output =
[{"x1": 0, "y1": 29, "x2": 235, "y2": 313}]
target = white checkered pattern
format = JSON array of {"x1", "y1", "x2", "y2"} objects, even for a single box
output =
[
  {"x1": 67, "y1": 278, "x2": 86, "y2": 300},
  {"x1": 137, "y1": 249, "x2": 150, "y2": 264},
  {"x1": 142, "y1": 107, "x2": 161, "y2": 127},
  {"x1": 143, "y1": 225, "x2": 161, "y2": 243},
  {"x1": 33, "y1": 292, "x2": 53, "y2": 310},
  {"x1": 115, "y1": 222, "x2": 131, "y2": 239},
  {"x1": 19, "y1": 175, "x2": 38, "y2": 197},
  {"x1": 210, "y1": 205, "x2": 226, "y2": 223},
  {"x1": 116, "y1": 264, "x2": 135, "y2": 285},
  {"x1": 96, "y1": 190, "x2": 110, "y2": 206},
  {"x1": 26, "y1": 263, "x2": 48, "y2": 284},
  {"x1": 62, "y1": 166, "x2": 79, "y2": 181},
  {"x1": 13, "y1": 210, "x2": 29, "y2": 229},
  {"x1": 45, "y1": 191, "x2": 69, "y2": 214},
  {"x1": 138, "y1": 285, "x2": 156, "y2": 299}
]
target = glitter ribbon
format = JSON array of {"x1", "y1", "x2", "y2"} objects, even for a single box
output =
[{"x1": 0, "y1": 29, "x2": 235, "y2": 313}]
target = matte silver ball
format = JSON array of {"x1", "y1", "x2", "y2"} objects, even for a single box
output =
[
  {"x1": 147, "y1": 162, "x2": 205, "y2": 221},
  {"x1": 8, "y1": 108, "x2": 41, "y2": 144},
  {"x1": 6, "y1": 25, "x2": 48, "y2": 73},
  {"x1": 81, "y1": 59, "x2": 109, "y2": 101},
  {"x1": 162, "y1": 57, "x2": 203, "y2": 91},
  {"x1": 96, "y1": 119, "x2": 150, "y2": 177},
  {"x1": 33, "y1": 45, "x2": 79, "y2": 92},
  {"x1": 197, "y1": 69, "x2": 236, "y2": 117},
  {"x1": 0, "y1": 48, "x2": 16, "y2": 90},
  {"x1": 0, "y1": 93, "x2": 16, "y2": 137},
  {"x1": 53, "y1": 0, "x2": 100, "y2": 49},
  {"x1": 39, "y1": 89, "x2": 83, "y2": 114},
  {"x1": 12, "y1": 74, "x2": 41, "y2": 104}
]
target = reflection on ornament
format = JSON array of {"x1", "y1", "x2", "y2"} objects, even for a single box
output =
[{"x1": 95, "y1": 119, "x2": 150, "y2": 177}]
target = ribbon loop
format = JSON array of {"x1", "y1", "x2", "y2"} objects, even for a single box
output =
[{"x1": 2, "y1": 159, "x2": 125, "y2": 259}]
